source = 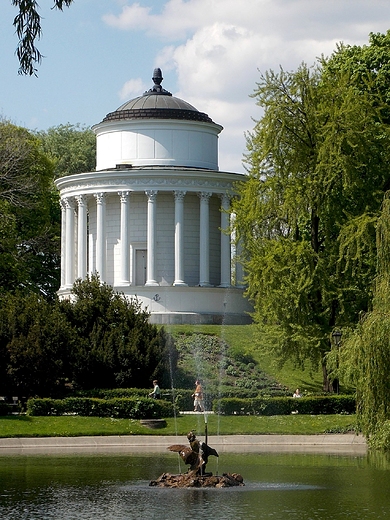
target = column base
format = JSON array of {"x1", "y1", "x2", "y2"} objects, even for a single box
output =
[
  {"x1": 145, "y1": 280, "x2": 159, "y2": 287},
  {"x1": 173, "y1": 281, "x2": 188, "y2": 287}
]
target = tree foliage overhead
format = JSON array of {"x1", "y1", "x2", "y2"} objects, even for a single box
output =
[
  {"x1": 12, "y1": 0, "x2": 74, "y2": 75},
  {"x1": 232, "y1": 32, "x2": 390, "y2": 390}
]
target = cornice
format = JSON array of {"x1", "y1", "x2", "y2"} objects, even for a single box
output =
[{"x1": 55, "y1": 169, "x2": 246, "y2": 197}]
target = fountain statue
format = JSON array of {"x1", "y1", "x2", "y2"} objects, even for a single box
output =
[{"x1": 149, "y1": 431, "x2": 244, "y2": 488}]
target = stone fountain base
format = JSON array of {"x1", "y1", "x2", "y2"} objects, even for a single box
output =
[{"x1": 149, "y1": 470, "x2": 244, "y2": 488}]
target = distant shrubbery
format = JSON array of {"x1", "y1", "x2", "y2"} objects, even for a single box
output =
[{"x1": 214, "y1": 395, "x2": 356, "y2": 416}]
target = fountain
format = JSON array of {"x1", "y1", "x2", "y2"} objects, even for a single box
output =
[{"x1": 149, "y1": 430, "x2": 244, "y2": 488}]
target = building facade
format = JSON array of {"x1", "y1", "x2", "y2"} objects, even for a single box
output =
[{"x1": 55, "y1": 69, "x2": 252, "y2": 324}]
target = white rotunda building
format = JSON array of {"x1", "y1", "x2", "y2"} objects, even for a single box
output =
[{"x1": 56, "y1": 69, "x2": 252, "y2": 324}]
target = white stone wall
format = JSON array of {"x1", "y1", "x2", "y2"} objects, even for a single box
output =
[
  {"x1": 94, "y1": 121, "x2": 221, "y2": 171},
  {"x1": 129, "y1": 193, "x2": 147, "y2": 285},
  {"x1": 155, "y1": 192, "x2": 175, "y2": 285}
]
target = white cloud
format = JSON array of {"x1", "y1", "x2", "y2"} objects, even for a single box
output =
[
  {"x1": 108, "y1": 0, "x2": 390, "y2": 171},
  {"x1": 119, "y1": 78, "x2": 147, "y2": 100},
  {"x1": 103, "y1": 3, "x2": 153, "y2": 31}
]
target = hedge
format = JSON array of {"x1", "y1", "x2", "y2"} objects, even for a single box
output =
[
  {"x1": 0, "y1": 402, "x2": 12, "y2": 415},
  {"x1": 72, "y1": 388, "x2": 150, "y2": 399},
  {"x1": 26, "y1": 397, "x2": 175, "y2": 419},
  {"x1": 213, "y1": 395, "x2": 356, "y2": 415}
]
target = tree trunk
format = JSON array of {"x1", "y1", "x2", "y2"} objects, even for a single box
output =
[{"x1": 322, "y1": 362, "x2": 338, "y2": 393}]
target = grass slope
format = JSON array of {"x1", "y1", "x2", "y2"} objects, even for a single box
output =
[{"x1": 165, "y1": 324, "x2": 324, "y2": 393}]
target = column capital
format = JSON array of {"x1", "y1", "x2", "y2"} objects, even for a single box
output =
[
  {"x1": 198, "y1": 191, "x2": 212, "y2": 202},
  {"x1": 145, "y1": 190, "x2": 158, "y2": 202},
  {"x1": 63, "y1": 196, "x2": 75, "y2": 210},
  {"x1": 118, "y1": 190, "x2": 130, "y2": 203},
  {"x1": 75, "y1": 194, "x2": 87, "y2": 207},
  {"x1": 219, "y1": 193, "x2": 231, "y2": 206},
  {"x1": 94, "y1": 192, "x2": 106, "y2": 204},
  {"x1": 174, "y1": 190, "x2": 187, "y2": 202}
]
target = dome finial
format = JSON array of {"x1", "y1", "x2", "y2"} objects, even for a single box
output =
[
  {"x1": 143, "y1": 67, "x2": 172, "y2": 96},
  {"x1": 152, "y1": 67, "x2": 163, "y2": 86}
]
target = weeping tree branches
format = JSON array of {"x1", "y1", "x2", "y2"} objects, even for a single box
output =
[
  {"x1": 339, "y1": 195, "x2": 390, "y2": 447},
  {"x1": 12, "y1": 0, "x2": 74, "y2": 75}
]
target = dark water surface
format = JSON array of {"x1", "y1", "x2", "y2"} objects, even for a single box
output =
[{"x1": 0, "y1": 451, "x2": 389, "y2": 519}]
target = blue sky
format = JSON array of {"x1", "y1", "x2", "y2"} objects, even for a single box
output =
[{"x1": 1, "y1": 0, "x2": 390, "y2": 173}]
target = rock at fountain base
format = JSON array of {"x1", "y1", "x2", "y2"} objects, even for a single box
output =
[{"x1": 149, "y1": 471, "x2": 244, "y2": 488}]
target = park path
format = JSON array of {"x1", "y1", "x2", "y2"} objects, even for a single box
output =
[{"x1": 0, "y1": 434, "x2": 366, "y2": 455}]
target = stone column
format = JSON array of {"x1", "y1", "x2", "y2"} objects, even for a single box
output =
[
  {"x1": 94, "y1": 192, "x2": 106, "y2": 282},
  {"x1": 235, "y1": 238, "x2": 245, "y2": 287},
  {"x1": 60, "y1": 199, "x2": 66, "y2": 288},
  {"x1": 173, "y1": 190, "x2": 187, "y2": 286},
  {"x1": 145, "y1": 190, "x2": 159, "y2": 286},
  {"x1": 219, "y1": 194, "x2": 231, "y2": 287},
  {"x1": 64, "y1": 196, "x2": 75, "y2": 288},
  {"x1": 198, "y1": 191, "x2": 212, "y2": 286},
  {"x1": 119, "y1": 191, "x2": 130, "y2": 285},
  {"x1": 75, "y1": 195, "x2": 88, "y2": 281}
]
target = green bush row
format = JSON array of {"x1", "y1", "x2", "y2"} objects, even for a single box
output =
[
  {"x1": 26, "y1": 397, "x2": 175, "y2": 419},
  {"x1": 73, "y1": 388, "x2": 150, "y2": 399},
  {"x1": 0, "y1": 402, "x2": 12, "y2": 415},
  {"x1": 68, "y1": 388, "x2": 344, "y2": 414},
  {"x1": 213, "y1": 395, "x2": 356, "y2": 415}
]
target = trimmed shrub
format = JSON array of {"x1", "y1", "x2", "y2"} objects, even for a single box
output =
[
  {"x1": 0, "y1": 402, "x2": 11, "y2": 416},
  {"x1": 213, "y1": 395, "x2": 356, "y2": 415},
  {"x1": 26, "y1": 397, "x2": 175, "y2": 419},
  {"x1": 72, "y1": 388, "x2": 150, "y2": 399}
]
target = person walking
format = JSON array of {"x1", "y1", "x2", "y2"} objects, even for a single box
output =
[
  {"x1": 192, "y1": 380, "x2": 205, "y2": 412},
  {"x1": 149, "y1": 380, "x2": 161, "y2": 399}
]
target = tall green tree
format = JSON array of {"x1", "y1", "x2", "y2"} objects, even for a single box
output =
[
  {"x1": 37, "y1": 124, "x2": 96, "y2": 178},
  {"x1": 61, "y1": 275, "x2": 174, "y2": 390},
  {"x1": 232, "y1": 51, "x2": 390, "y2": 390},
  {"x1": 0, "y1": 291, "x2": 73, "y2": 396},
  {"x1": 0, "y1": 120, "x2": 60, "y2": 297},
  {"x1": 323, "y1": 30, "x2": 390, "y2": 124}
]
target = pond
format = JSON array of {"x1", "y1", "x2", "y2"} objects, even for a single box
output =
[{"x1": 1, "y1": 449, "x2": 389, "y2": 519}]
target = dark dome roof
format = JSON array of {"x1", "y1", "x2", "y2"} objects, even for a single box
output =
[{"x1": 102, "y1": 68, "x2": 215, "y2": 124}]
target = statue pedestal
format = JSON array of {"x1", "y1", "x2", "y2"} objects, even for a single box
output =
[{"x1": 149, "y1": 471, "x2": 244, "y2": 488}]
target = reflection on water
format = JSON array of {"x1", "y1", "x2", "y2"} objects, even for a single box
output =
[{"x1": 0, "y1": 451, "x2": 390, "y2": 519}]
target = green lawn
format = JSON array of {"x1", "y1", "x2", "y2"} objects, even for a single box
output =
[{"x1": 0, "y1": 413, "x2": 356, "y2": 438}]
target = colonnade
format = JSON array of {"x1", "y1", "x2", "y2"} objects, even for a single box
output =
[{"x1": 60, "y1": 189, "x2": 232, "y2": 290}]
